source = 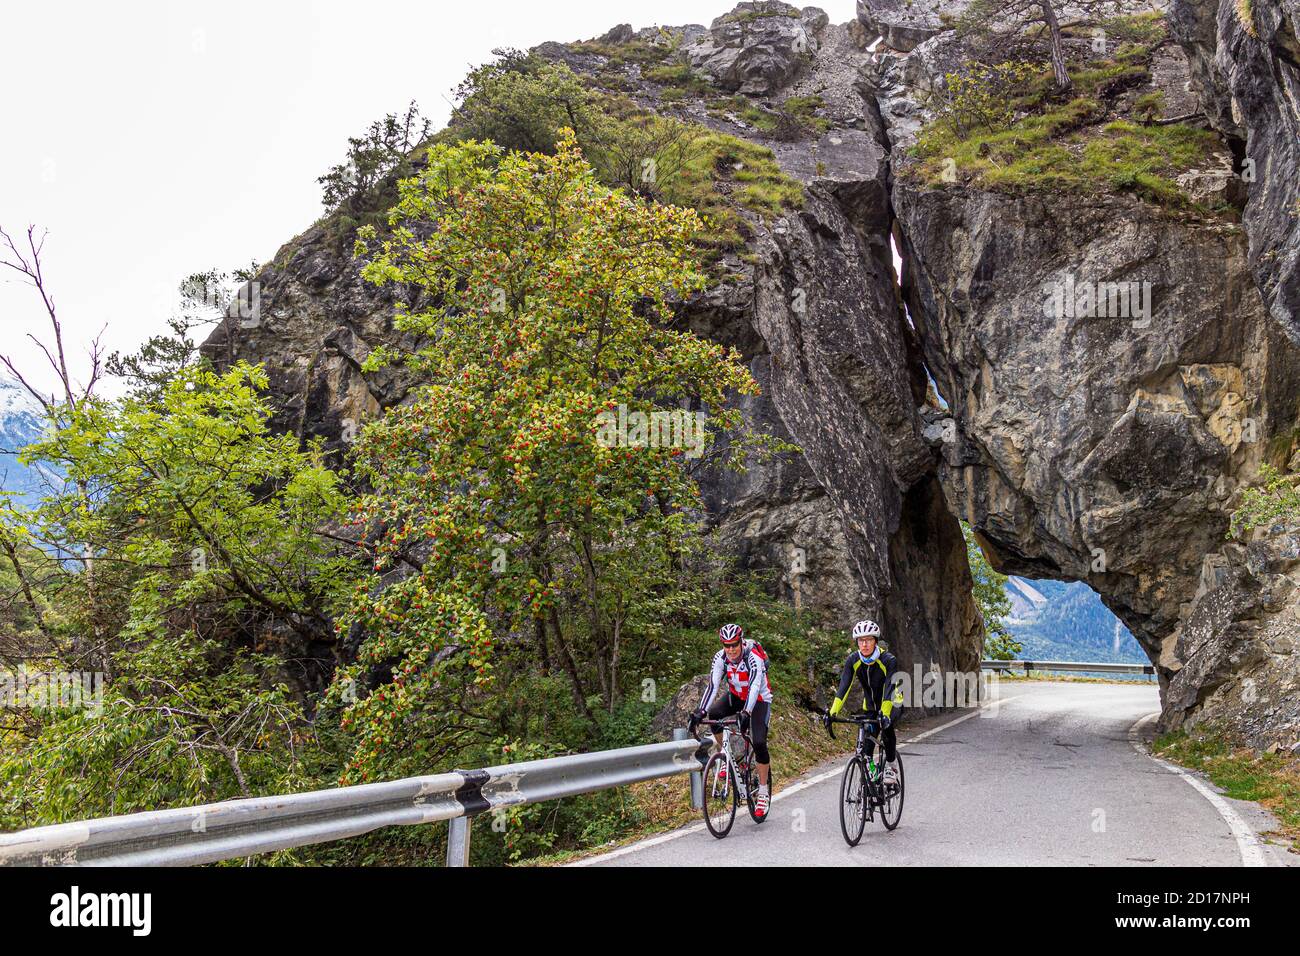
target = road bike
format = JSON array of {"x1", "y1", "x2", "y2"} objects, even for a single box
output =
[
  {"x1": 825, "y1": 713, "x2": 904, "y2": 844},
  {"x1": 695, "y1": 715, "x2": 775, "y2": 838}
]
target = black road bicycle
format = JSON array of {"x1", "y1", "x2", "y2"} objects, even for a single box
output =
[
  {"x1": 825, "y1": 713, "x2": 904, "y2": 844},
  {"x1": 695, "y1": 715, "x2": 776, "y2": 838}
]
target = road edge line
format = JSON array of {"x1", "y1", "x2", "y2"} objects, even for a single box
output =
[
  {"x1": 569, "y1": 694, "x2": 1022, "y2": 867},
  {"x1": 1127, "y1": 712, "x2": 1269, "y2": 868}
]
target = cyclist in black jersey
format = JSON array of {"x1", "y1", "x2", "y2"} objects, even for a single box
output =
[{"x1": 826, "y1": 619, "x2": 904, "y2": 777}]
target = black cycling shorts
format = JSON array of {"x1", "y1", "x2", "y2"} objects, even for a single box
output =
[{"x1": 707, "y1": 693, "x2": 771, "y2": 764}]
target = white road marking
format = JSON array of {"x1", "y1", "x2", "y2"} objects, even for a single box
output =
[
  {"x1": 569, "y1": 695, "x2": 1023, "y2": 866},
  {"x1": 1127, "y1": 712, "x2": 1269, "y2": 868}
]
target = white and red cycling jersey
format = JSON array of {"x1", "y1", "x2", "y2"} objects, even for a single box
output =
[{"x1": 699, "y1": 639, "x2": 773, "y2": 711}]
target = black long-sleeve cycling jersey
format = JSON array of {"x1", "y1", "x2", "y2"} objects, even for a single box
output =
[{"x1": 829, "y1": 649, "x2": 904, "y2": 720}]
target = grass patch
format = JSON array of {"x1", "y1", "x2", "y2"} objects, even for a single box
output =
[
  {"x1": 660, "y1": 129, "x2": 803, "y2": 252},
  {"x1": 1154, "y1": 729, "x2": 1300, "y2": 852},
  {"x1": 782, "y1": 94, "x2": 831, "y2": 133},
  {"x1": 910, "y1": 15, "x2": 1223, "y2": 211},
  {"x1": 707, "y1": 94, "x2": 830, "y2": 138},
  {"x1": 643, "y1": 61, "x2": 711, "y2": 95},
  {"x1": 569, "y1": 36, "x2": 678, "y2": 68}
]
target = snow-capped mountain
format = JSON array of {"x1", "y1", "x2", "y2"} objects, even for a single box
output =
[
  {"x1": 0, "y1": 378, "x2": 49, "y2": 503},
  {"x1": 1005, "y1": 576, "x2": 1145, "y2": 663}
]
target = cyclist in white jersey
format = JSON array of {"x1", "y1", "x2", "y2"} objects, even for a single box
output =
[{"x1": 688, "y1": 623, "x2": 774, "y2": 818}]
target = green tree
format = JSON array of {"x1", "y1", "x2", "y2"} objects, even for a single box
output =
[
  {"x1": 106, "y1": 263, "x2": 260, "y2": 399},
  {"x1": 451, "y1": 56, "x2": 596, "y2": 154},
  {"x1": 333, "y1": 132, "x2": 760, "y2": 783},
  {"x1": 318, "y1": 101, "x2": 432, "y2": 213},
  {"x1": 0, "y1": 363, "x2": 359, "y2": 827},
  {"x1": 1230, "y1": 464, "x2": 1300, "y2": 537},
  {"x1": 962, "y1": 522, "x2": 1021, "y2": 660}
]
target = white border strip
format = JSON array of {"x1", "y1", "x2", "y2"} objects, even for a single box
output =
[
  {"x1": 1127, "y1": 712, "x2": 1268, "y2": 868},
  {"x1": 570, "y1": 695, "x2": 1022, "y2": 867}
]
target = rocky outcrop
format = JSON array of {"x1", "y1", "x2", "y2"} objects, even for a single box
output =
[
  {"x1": 856, "y1": 0, "x2": 968, "y2": 52},
  {"x1": 686, "y1": 2, "x2": 826, "y2": 94},
  {"x1": 1169, "y1": 0, "x2": 1300, "y2": 344},
  {"x1": 870, "y1": 3, "x2": 1300, "y2": 747}
]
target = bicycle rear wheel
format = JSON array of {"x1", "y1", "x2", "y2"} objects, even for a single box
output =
[
  {"x1": 838, "y1": 757, "x2": 868, "y2": 846},
  {"x1": 880, "y1": 752, "x2": 904, "y2": 831},
  {"x1": 702, "y1": 752, "x2": 737, "y2": 838}
]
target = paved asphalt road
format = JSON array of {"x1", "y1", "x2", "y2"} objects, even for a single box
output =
[{"x1": 581, "y1": 681, "x2": 1296, "y2": 867}]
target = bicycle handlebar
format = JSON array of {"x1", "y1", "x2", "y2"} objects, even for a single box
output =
[
  {"x1": 690, "y1": 714, "x2": 752, "y2": 744},
  {"x1": 823, "y1": 713, "x2": 883, "y2": 742}
]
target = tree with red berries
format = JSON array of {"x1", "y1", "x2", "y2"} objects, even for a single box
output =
[{"x1": 330, "y1": 131, "x2": 761, "y2": 782}]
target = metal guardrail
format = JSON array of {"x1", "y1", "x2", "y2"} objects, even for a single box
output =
[
  {"x1": 0, "y1": 736, "x2": 708, "y2": 867},
  {"x1": 981, "y1": 659, "x2": 1156, "y2": 676}
]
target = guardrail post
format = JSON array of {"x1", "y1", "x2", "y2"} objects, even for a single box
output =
[
  {"x1": 674, "y1": 727, "x2": 703, "y2": 810},
  {"x1": 446, "y1": 816, "x2": 471, "y2": 867}
]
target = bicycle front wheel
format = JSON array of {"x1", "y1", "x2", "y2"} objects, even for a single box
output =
[
  {"x1": 703, "y1": 752, "x2": 737, "y2": 838},
  {"x1": 838, "y1": 757, "x2": 868, "y2": 846},
  {"x1": 880, "y1": 752, "x2": 905, "y2": 831}
]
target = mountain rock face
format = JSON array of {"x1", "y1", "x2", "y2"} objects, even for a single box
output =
[
  {"x1": 865, "y1": 0, "x2": 1300, "y2": 745},
  {"x1": 204, "y1": 0, "x2": 1299, "y2": 744},
  {"x1": 1170, "y1": 0, "x2": 1300, "y2": 343},
  {"x1": 685, "y1": 2, "x2": 827, "y2": 94},
  {"x1": 855, "y1": 0, "x2": 967, "y2": 52}
]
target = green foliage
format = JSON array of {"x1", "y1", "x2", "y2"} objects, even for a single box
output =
[
  {"x1": 937, "y1": 62, "x2": 1040, "y2": 136},
  {"x1": 447, "y1": 57, "x2": 803, "y2": 255},
  {"x1": 337, "y1": 134, "x2": 762, "y2": 784},
  {"x1": 568, "y1": 31, "x2": 682, "y2": 69},
  {"x1": 1230, "y1": 464, "x2": 1300, "y2": 537},
  {"x1": 453, "y1": 57, "x2": 594, "y2": 154},
  {"x1": 911, "y1": 15, "x2": 1221, "y2": 210},
  {"x1": 962, "y1": 522, "x2": 1021, "y2": 660},
  {"x1": 661, "y1": 131, "x2": 803, "y2": 252},
  {"x1": 1234, "y1": 0, "x2": 1259, "y2": 39},
  {"x1": 0, "y1": 635, "x2": 314, "y2": 830},
  {"x1": 716, "y1": 5, "x2": 798, "y2": 24},
  {"x1": 582, "y1": 103, "x2": 705, "y2": 201},
  {"x1": 0, "y1": 364, "x2": 358, "y2": 829},
  {"x1": 1099, "y1": 11, "x2": 1167, "y2": 46},
  {"x1": 707, "y1": 95, "x2": 828, "y2": 140},
  {"x1": 914, "y1": 59, "x2": 1218, "y2": 209},
  {"x1": 1133, "y1": 90, "x2": 1165, "y2": 123},
  {"x1": 105, "y1": 264, "x2": 259, "y2": 399},
  {"x1": 643, "y1": 61, "x2": 710, "y2": 95},
  {"x1": 318, "y1": 101, "x2": 432, "y2": 213},
  {"x1": 781, "y1": 95, "x2": 830, "y2": 133}
]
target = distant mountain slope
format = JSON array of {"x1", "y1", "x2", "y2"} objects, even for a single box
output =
[
  {"x1": 1005, "y1": 577, "x2": 1146, "y2": 663},
  {"x1": 0, "y1": 379, "x2": 48, "y2": 504}
]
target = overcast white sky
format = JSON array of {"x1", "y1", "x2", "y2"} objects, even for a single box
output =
[{"x1": 0, "y1": 1, "x2": 858, "y2": 396}]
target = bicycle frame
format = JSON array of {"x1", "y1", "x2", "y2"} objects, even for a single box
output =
[
  {"x1": 828, "y1": 715, "x2": 888, "y2": 787},
  {"x1": 699, "y1": 716, "x2": 754, "y2": 799}
]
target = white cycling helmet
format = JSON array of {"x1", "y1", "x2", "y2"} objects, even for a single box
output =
[
  {"x1": 852, "y1": 619, "x2": 881, "y2": 640},
  {"x1": 719, "y1": 623, "x2": 744, "y2": 646}
]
